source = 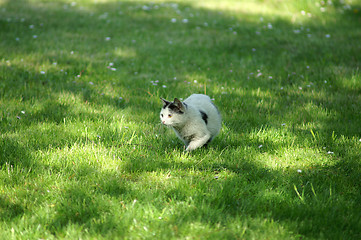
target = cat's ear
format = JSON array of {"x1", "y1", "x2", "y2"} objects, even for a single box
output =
[
  {"x1": 160, "y1": 98, "x2": 171, "y2": 107},
  {"x1": 174, "y1": 98, "x2": 186, "y2": 112}
]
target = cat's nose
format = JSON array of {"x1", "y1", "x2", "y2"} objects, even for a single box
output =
[{"x1": 162, "y1": 121, "x2": 165, "y2": 124}]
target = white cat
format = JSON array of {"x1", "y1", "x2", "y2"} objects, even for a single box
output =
[{"x1": 160, "y1": 94, "x2": 222, "y2": 151}]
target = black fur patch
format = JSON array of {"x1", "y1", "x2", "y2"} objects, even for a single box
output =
[
  {"x1": 162, "y1": 102, "x2": 170, "y2": 109},
  {"x1": 199, "y1": 110, "x2": 208, "y2": 124},
  {"x1": 168, "y1": 103, "x2": 184, "y2": 114}
]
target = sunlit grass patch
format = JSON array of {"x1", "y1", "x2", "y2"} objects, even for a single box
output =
[{"x1": 1, "y1": 0, "x2": 361, "y2": 239}]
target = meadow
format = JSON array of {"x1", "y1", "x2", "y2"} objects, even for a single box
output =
[{"x1": 1, "y1": 0, "x2": 361, "y2": 239}]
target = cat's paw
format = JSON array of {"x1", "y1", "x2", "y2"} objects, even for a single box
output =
[
  {"x1": 185, "y1": 143, "x2": 201, "y2": 151},
  {"x1": 185, "y1": 146, "x2": 194, "y2": 151}
]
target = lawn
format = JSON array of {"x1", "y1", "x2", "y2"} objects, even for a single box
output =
[{"x1": 1, "y1": 0, "x2": 361, "y2": 239}]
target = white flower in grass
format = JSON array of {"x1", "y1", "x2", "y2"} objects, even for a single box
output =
[
  {"x1": 29, "y1": 25, "x2": 35, "y2": 29},
  {"x1": 327, "y1": 151, "x2": 334, "y2": 154},
  {"x1": 162, "y1": 85, "x2": 167, "y2": 88},
  {"x1": 40, "y1": 71, "x2": 45, "y2": 74},
  {"x1": 325, "y1": 34, "x2": 331, "y2": 38},
  {"x1": 15, "y1": 37, "x2": 20, "y2": 41},
  {"x1": 89, "y1": 82, "x2": 94, "y2": 85},
  {"x1": 110, "y1": 68, "x2": 117, "y2": 71},
  {"x1": 105, "y1": 37, "x2": 111, "y2": 41},
  {"x1": 142, "y1": 5, "x2": 150, "y2": 11},
  {"x1": 21, "y1": 111, "x2": 25, "y2": 114},
  {"x1": 258, "y1": 145, "x2": 263, "y2": 148},
  {"x1": 297, "y1": 169, "x2": 302, "y2": 173},
  {"x1": 33, "y1": 35, "x2": 38, "y2": 39},
  {"x1": 109, "y1": 62, "x2": 114, "y2": 66},
  {"x1": 171, "y1": 18, "x2": 177, "y2": 23},
  {"x1": 182, "y1": 19, "x2": 188, "y2": 23}
]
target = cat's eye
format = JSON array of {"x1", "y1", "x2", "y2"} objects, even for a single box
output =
[
  {"x1": 160, "y1": 114, "x2": 163, "y2": 117},
  {"x1": 168, "y1": 114, "x2": 172, "y2": 118}
]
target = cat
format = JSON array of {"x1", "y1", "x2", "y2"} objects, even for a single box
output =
[{"x1": 160, "y1": 94, "x2": 222, "y2": 151}]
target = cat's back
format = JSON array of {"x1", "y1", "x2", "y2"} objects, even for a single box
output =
[
  {"x1": 184, "y1": 94, "x2": 221, "y2": 134},
  {"x1": 184, "y1": 94, "x2": 221, "y2": 122},
  {"x1": 184, "y1": 94, "x2": 220, "y2": 116},
  {"x1": 184, "y1": 94, "x2": 213, "y2": 109}
]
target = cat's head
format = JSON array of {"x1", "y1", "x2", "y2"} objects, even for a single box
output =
[{"x1": 160, "y1": 98, "x2": 186, "y2": 126}]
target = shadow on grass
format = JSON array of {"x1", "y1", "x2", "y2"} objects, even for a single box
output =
[{"x1": 1, "y1": 0, "x2": 361, "y2": 238}]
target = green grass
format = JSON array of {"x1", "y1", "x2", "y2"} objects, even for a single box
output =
[{"x1": 1, "y1": 0, "x2": 361, "y2": 239}]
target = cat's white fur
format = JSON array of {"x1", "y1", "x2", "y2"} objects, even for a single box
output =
[{"x1": 160, "y1": 94, "x2": 222, "y2": 151}]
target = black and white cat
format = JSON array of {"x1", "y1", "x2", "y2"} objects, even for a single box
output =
[{"x1": 160, "y1": 94, "x2": 222, "y2": 151}]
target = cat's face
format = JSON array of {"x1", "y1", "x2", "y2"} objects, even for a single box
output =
[{"x1": 160, "y1": 98, "x2": 186, "y2": 126}]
